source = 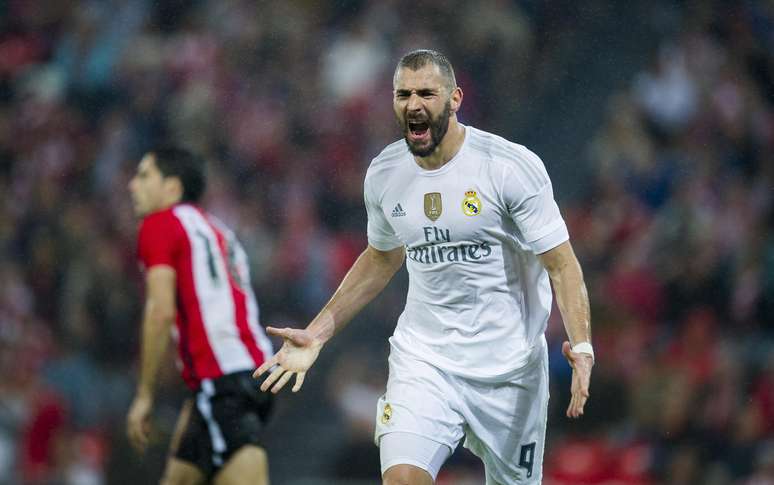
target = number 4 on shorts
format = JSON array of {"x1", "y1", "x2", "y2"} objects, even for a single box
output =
[{"x1": 519, "y1": 442, "x2": 536, "y2": 478}]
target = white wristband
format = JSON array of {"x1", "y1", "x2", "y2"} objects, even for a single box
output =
[{"x1": 572, "y1": 342, "x2": 594, "y2": 361}]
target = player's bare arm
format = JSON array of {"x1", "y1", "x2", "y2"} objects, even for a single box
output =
[
  {"x1": 538, "y1": 240, "x2": 593, "y2": 419},
  {"x1": 127, "y1": 266, "x2": 177, "y2": 452},
  {"x1": 253, "y1": 245, "x2": 405, "y2": 393}
]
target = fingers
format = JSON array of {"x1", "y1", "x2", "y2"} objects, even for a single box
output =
[
  {"x1": 566, "y1": 390, "x2": 589, "y2": 418},
  {"x1": 266, "y1": 327, "x2": 313, "y2": 346},
  {"x1": 127, "y1": 419, "x2": 149, "y2": 453},
  {"x1": 567, "y1": 392, "x2": 581, "y2": 418},
  {"x1": 566, "y1": 398, "x2": 575, "y2": 418},
  {"x1": 253, "y1": 355, "x2": 279, "y2": 379},
  {"x1": 292, "y1": 372, "x2": 306, "y2": 393},
  {"x1": 260, "y1": 366, "x2": 303, "y2": 394},
  {"x1": 566, "y1": 387, "x2": 577, "y2": 418},
  {"x1": 260, "y1": 366, "x2": 286, "y2": 392},
  {"x1": 271, "y1": 371, "x2": 293, "y2": 394},
  {"x1": 566, "y1": 377, "x2": 591, "y2": 418},
  {"x1": 265, "y1": 326, "x2": 288, "y2": 338},
  {"x1": 565, "y1": 349, "x2": 592, "y2": 419},
  {"x1": 567, "y1": 401, "x2": 580, "y2": 418},
  {"x1": 578, "y1": 384, "x2": 591, "y2": 415}
]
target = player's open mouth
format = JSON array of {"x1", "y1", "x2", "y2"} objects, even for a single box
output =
[{"x1": 408, "y1": 121, "x2": 430, "y2": 142}]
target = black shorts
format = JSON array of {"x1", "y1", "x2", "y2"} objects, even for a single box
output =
[{"x1": 174, "y1": 370, "x2": 273, "y2": 478}]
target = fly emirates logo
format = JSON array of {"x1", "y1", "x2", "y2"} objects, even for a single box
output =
[{"x1": 406, "y1": 226, "x2": 493, "y2": 265}]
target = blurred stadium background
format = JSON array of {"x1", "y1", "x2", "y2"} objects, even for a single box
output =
[{"x1": 1, "y1": 0, "x2": 773, "y2": 483}]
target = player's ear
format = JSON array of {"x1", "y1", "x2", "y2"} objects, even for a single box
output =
[
  {"x1": 450, "y1": 87, "x2": 463, "y2": 113},
  {"x1": 164, "y1": 176, "x2": 185, "y2": 204}
]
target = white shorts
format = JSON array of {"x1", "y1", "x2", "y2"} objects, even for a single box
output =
[
  {"x1": 375, "y1": 335, "x2": 549, "y2": 484},
  {"x1": 380, "y1": 432, "x2": 451, "y2": 480}
]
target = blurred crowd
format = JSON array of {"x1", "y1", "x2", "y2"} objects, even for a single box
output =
[
  {"x1": 0, "y1": 0, "x2": 772, "y2": 484},
  {"x1": 541, "y1": 2, "x2": 774, "y2": 484}
]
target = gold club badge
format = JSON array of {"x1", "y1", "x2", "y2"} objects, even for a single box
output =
[
  {"x1": 424, "y1": 192, "x2": 442, "y2": 221},
  {"x1": 381, "y1": 403, "x2": 392, "y2": 424},
  {"x1": 462, "y1": 190, "x2": 482, "y2": 216}
]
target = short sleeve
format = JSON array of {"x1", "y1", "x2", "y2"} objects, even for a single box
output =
[
  {"x1": 138, "y1": 213, "x2": 180, "y2": 269},
  {"x1": 503, "y1": 166, "x2": 569, "y2": 254},
  {"x1": 364, "y1": 176, "x2": 403, "y2": 251}
]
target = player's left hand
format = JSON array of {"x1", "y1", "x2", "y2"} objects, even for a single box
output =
[
  {"x1": 126, "y1": 394, "x2": 153, "y2": 453},
  {"x1": 253, "y1": 327, "x2": 323, "y2": 394},
  {"x1": 562, "y1": 341, "x2": 593, "y2": 418}
]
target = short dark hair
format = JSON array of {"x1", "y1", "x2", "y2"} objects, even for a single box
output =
[
  {"x1": 150, "y1": 146, "x2": 206, "y2": 203},
  {"x1": 394, "y1": 49, "x2": 457, "y2": 92}
]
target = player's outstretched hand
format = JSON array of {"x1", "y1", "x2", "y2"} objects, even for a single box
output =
[
  {"x1": 253, "y1": 327, "x2": 323, "y2": 394},
  {"x1": 562, "y1": 341, "x2": 593, "y2": 418}
]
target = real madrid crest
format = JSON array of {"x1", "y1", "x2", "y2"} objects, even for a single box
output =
[
  {"x1": 381, "y1": 403, "x2": 392, "y2": 424},
  {"x1": 462, "y1": 190, "x2": 482, "y2": 216},
  {"x1": 424, "y1": 192, "x2": 442, "y2": 221}
]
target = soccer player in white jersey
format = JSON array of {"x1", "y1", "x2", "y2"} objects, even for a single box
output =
[{"x1": 254, "y1": 49, "x2": 594, "y2": 484}]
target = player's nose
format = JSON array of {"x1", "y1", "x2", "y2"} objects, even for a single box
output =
[{"x1": 407, "y1": 93, "x2": 423, "y2": 111}]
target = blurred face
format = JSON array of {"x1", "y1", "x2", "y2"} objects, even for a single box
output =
[
  {"x1": 393, "y1": 64, "x2": 457, "y2": 157},
  {"x1": 128, "y1": 154, "x2": 178, "y2": 217}
]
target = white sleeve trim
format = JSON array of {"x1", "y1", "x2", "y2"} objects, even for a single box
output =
[
  {"x1": 521, "y1": 216, "x2": 565, "y2": 244},
  {"x1": 368, "y1": 237, "x2": 404, "y2": 252},
  {"x1": 530, "y1": 221, "x2": 569, "y2": 255}
]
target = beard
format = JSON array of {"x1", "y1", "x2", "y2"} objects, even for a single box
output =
[{"x1": 401, "y1": 99, "x2": 452, "y2": 157}]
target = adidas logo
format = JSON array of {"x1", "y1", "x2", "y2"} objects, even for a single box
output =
[{"x1": 391, "y1": 203, "x2": 406, "y2": 217}]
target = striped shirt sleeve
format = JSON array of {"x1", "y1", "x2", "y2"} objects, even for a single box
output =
[{"x1": 138, "y1": 211, "x2": 182, "y2": 269}]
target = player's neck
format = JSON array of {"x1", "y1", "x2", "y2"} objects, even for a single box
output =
[
  {"x1": 148, "y1": 198, "x2": 184, "y2": 216},
  {"x1": 414, "y1": 120, "x2": 465, "y2": 171},
  {"x1": 161, "y1": 193, "x2": 185, "y2": 210}
]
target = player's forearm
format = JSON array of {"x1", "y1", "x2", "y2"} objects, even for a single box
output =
[
  {"x1": 548, "y1": 259, "x2": 591, "y2": 345},
  {"x1": 307, "y1": 246, "x2": 404, "y2": 343},
  {"x1": 136, "y1": 302, "x2": 174, "y2": 400}
]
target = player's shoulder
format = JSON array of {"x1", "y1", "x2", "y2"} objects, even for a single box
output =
[
  {"x1": 140, "y1": 205, "x2": 197, "y2": 241},
  {"x1": 467, "y1": 126, "x2": 543, "y2": 168},
  {"x1": 207, "y1": 212, "x2": 237, "y2": 240},
  {"x1": 170, "y1": 203, "x2": 218, "y2": 228},
  {"x1": 137, "y1": 207, "x2": 186, "y2": 258},
  {"x1": 467, "y1": 126, "x2": 549, "y2": 189},
  {"x1": 366, "y1": 138, "x2": 409, "y2": 180},
  {"x1": 140, "y1": 206, "x2": 179, "y2": 231}
]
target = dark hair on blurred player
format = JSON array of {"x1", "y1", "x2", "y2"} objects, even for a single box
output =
[{"x1": 150, "y1": 146, "x2": 207, "y2": 203}]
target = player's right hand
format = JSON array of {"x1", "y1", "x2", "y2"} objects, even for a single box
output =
[
  {"x1": 126, "y1": 394, "x2": 153, "y2": 453},
  {"x1": 253, "y1": 327, "x2": 323, "y2": 394},
  {"x1": 562, "y1": 341, "x2": 593, "y2": 418}
]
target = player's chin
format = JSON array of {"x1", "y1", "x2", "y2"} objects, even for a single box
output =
[
  {"x1": 131, "y1": 202, "x2": 147, "y2": 217},
  {"x1": 406, "y1": 139, "x2": 434, "y2": 157}
]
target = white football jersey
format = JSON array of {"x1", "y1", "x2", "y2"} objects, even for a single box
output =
[{"x1": 364, "y1": 125, "x2": 569, "y2": 381}]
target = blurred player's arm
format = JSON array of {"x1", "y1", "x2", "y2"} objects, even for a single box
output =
[
  {"x1": 539, "y1": 240, "x2": 593, "y2": 418},
  {"x1": 127, "y1": 266, "x2": 176, "y2": 452},
  {"x1": 254, "y1": 245, "x2": 404, "y2": 393}
]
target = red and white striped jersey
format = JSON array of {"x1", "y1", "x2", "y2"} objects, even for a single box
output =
[{"x1": 137, "y1": 203, "x2": 273, "y2": 390}]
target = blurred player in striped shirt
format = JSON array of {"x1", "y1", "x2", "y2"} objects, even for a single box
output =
[{"x1": 127, "y1": 147, "x2": 274, "y2": 484}]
